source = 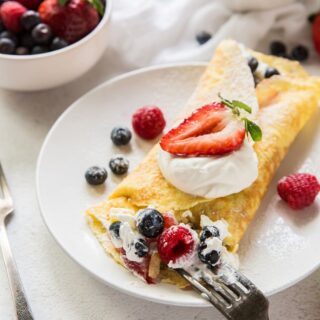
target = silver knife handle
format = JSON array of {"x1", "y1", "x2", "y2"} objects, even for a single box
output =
[{"x1": 0, "y1": 222, "x2": 34, "y2": 320}]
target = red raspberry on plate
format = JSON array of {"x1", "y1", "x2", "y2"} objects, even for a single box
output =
[
  {"x1": 157, "y1": 225, "x2": 196, "y2": 265},
  {"x1": 38, "y1": 0, "x2": 99, "y2": 43},
  {"x1": 277, "y1": 173, "x2": 320, "y2": 209},
  {"x1": 0, "y1": 1, "x2": 27, "y2": 33},
  {"x1": 132, "y1": 106, "x2": 166, "y2": 140}
]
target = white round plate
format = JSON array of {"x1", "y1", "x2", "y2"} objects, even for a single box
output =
[{"x1": 36, "y1": 64, "x2": 320, "y2": 307}]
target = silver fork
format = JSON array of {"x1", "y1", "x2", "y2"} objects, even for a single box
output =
[
  {"x1": 177, "y1": 265, "x2": 269, "y2": 320},
  {"x1": 0, "y1": 162, "x2": 34, "y2": 320}
]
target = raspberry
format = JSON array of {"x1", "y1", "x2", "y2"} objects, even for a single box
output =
[
  {"x1": 277, "y1": 173, "x2": 320, "y2": 209},
  {"x1": 132, "y1": 106, "x2": 166, "y2": 140},
  {"x1": 157, "y1": 225, "x2": 196, "y2": 265},
  {"x1": 0, "y1": 1, "x2": 27, "y2": 33}
]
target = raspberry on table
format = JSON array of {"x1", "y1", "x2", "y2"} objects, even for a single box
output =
[
  {"x1": 277, "y1": 173, "x2": 320, "y2": 209},
  {"x1": 132, "y1": 106, "x2": 166, "y2": 140}
]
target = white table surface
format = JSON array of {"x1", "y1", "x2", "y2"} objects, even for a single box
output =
[{"x1": 0, "y1": 49, "x2": 319, "y2": 320}]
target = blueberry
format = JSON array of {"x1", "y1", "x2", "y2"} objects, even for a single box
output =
[
  {"x1": 198, "y1": 243, "x2": 220, "y2": 267},
  {"x1": 136, "y1": 208, "x2": 164, "y2": 238},
  {"x1": 85, "y1": 166, "x2": 108, "y2": 185},
  {"x1": 32, "y1": 23, "x2": 52, "y2": 44},
  {"x1": 31, "y1": 45, "x2": 49, "y2": 54},
  {"x1": 21, "y1": 11, "x2": 41, "y2": 31},
  {"x1": 0, "y1": 38, "x2": 15, "y2": 54},
  {"x1": 111, "y1": 127, "x2": 132, "y2": 146},
  {"x1": 0, "y1": 31, "x2": 17, "y2": 46},
  {"x1": 270, "y1": 41, "x2": 287, "y2": 57},
  {"x1": 109, "y1": 155, "x2": 129, "y2": 175},
  {"x1": 20, "y1": 33, "x2": 34, "y2": 48},
  {"x1": 50, "y1": 37, "x2": 68, "y2": 51},
  {"x1": 265, "y1": 67, "x2": 280, "y2": 78},
  {"x1": 199, "y1": 226, "x2": 220, "y2": 242},
  {"x1": 15, "y1": 46, "x2": 29, "y2": 55},
  {"x1": 109, "y1": 221, "x2": 122, "y2": 239},
  {"x1": 134, "y1": 239, "x2": 149, "y2": 257},
  {"x1": 291, "y1": 45, "x2": 309, "y2": 62},
  {"x1": 247, "y1": 56, "x2": 258, "y2": 73},
  {"x1": 196, "y1": 31, "x2": 211, "y2": 45}
]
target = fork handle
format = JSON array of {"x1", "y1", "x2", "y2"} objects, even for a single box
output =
[{"x1": 0, "y1": 222, "x2": 34, "y2": 320}]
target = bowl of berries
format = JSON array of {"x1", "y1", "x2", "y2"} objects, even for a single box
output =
[{"x1": 0, "y1": 0, "x2": 111, "y2": 91}]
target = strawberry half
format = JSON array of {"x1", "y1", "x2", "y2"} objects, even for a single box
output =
[
  {"x1": 121, "y1": 250, "x2": 156, "y2": 284},
  {"x1": 160, "y1": 102, "x2": 245, "y2": 156},
  {"x1": 38, "y1": 0, "x2": 99, "y2": 43}
]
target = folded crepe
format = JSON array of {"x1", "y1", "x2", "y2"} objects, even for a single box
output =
[{"x1": 87, "y1": 40, "x2": 320, "y2": 286}]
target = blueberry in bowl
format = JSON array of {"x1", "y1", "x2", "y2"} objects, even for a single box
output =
[{"x1": 0, "y1": 0, "x2": 112, "y2": 91}]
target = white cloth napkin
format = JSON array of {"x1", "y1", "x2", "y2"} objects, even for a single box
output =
[{"x1": 108, "y1": 0, "x2": 320, "y2": 68}]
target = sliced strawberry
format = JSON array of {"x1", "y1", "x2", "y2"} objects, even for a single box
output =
[
  {"x1": 163, "y1": 212, "x2": 177, "y2": 229},
  {"x1": 160, "y1": 102, "x2": 245, "y2": 156},
  {"x1": 121, "y1": 250, "x2": 155, "y2": 284}
]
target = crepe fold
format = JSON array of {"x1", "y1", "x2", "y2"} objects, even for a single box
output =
[{"x1": 86, "y1": 40, "x2": 320, "y2": 284}]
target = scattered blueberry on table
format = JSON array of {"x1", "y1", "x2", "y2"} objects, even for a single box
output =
[
  {"x1": 269, "y1": 40, "x2": 309, "y2": 62},
  {"x1": 85, "y1": 166, "x2": 107, "y2": 185},
  {"x1": 196, "y1": 31, "x2": 212, "y2": 45},
  {"x1": 291, "y1": 45, "x2": 309, "y2": 62},
  {"x1": 270, "y1": 41, "x2": 287, "y2": 57},
  {"x1": 109, "y1": 155, "x2": 129, "y2": 175}
]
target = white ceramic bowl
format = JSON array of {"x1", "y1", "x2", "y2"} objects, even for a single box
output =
[{"x1": 0, "y1": 0, "x2": 112, "y2": 91}]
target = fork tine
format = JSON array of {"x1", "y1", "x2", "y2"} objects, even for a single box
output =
[
  {"x1": 0, "y1": 162, "x2": 12, "y2": 202},
  {"x1": 201, "y1": 273, "x2": 239, "y2": 303},
  {"x1": 176, "y1": 269, "x2": 231, "y2": 312}
]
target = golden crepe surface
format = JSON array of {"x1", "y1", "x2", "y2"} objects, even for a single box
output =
[{"x1": 86, "y1": 40, "x2": 320, "y2": 287}]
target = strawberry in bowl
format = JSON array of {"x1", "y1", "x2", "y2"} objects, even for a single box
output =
[
  {"x1": 0, "y1": 0, "x2": 104, "y2": 55},
  {"x1": 0, "y1": 0, "x2": 111, "y2": 90}
]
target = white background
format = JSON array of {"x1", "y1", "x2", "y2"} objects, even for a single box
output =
[{"x1": 0, "y1": 49, "x2": 320, "y2": 319}]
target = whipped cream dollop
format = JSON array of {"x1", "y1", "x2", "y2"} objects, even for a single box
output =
[{"x1": 158, "y1": 139, "x2": 258, "y2": 199}]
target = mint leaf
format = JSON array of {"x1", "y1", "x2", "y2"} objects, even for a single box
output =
[
  {"x1": 89, "y1": 0, "x2": 105, "y2": 15},
  {"x1": 218, "y1": 93, "x2": 234, "y2": 109},
  {"x1": 245, "y1": 118, "x2": 262, "y2": 141},
  {"x1": 58, "y1": 0, "x2": 68, "y2": 5},
  {"x1": 232, "y1": 100, "x2": 252, "y2": 114}
]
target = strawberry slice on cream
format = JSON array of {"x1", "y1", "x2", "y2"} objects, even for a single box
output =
[{"x1": 160, "y1": 102, "x2": 245, "y2": 157}]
